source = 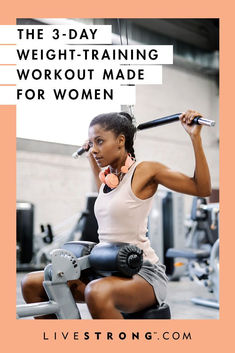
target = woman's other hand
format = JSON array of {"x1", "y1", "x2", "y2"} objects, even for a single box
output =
[
  {"x1": 179, "y1": 109, "x2": 203, "y2": 138},
  {"x1": 81, "y1": 140, "x2": 92, "y2": 155}
]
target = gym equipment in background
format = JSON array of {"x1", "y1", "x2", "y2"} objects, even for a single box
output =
[
  {"x1": 166, "y1": 198, "x2": 219, "y2": 309},
  {"x1": 17, "y1": 241, "x2": 171, "y2": 320},
  {"x1": 34, "y1": 193, "x2": 99, "y2": 267},
  {"x1": 148, "y1": 190, "x2": 186, "y2": 280},
  {"x1": 185, "y1": 197, "x2": 219, "y2": 249},
  {"x1": 17, "y1": 202, "x2": 34, "y2": 266},
  {"x1": 17, "y1": 193, "x2": 99, "y2": 271}
]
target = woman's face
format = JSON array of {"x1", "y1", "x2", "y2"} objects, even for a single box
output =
[{"x1": 88, "y1": 124, "x2": 125, "y2": 167}]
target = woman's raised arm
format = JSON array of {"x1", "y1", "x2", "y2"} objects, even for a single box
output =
[{"x1": 152, "y1": 110, "x2": 212, "y2": 197}]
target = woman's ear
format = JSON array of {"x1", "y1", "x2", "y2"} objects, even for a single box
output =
[{"x1": 117, "y1": 134, "x2": 125, "y2": 148}]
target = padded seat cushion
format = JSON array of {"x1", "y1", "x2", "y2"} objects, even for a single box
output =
[{"x1": 62, "y1": 241, "x2": 97, "y2": 258}]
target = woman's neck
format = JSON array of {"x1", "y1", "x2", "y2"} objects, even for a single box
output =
[{"x1": 109, "y1": 152, "x2": 129, "y2": 174}]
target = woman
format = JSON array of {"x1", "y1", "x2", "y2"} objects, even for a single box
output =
[{"x1": 21, "y1": 109, "x2": 211, "y2": 319}]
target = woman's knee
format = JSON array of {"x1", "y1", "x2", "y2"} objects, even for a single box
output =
[
  {"x1": 84, "y1": 279, "x2": 113, "y2": 309},
  {"x1": 67, "y1": 279, "x2": 86, "y2": 303},
  {"x1": 21, "y1": 271, "x2": 45, "y2": 302}
]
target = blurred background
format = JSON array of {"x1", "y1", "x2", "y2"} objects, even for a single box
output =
[{"x1": 16, "y1": 18, "x2": 219, "y2": 319}]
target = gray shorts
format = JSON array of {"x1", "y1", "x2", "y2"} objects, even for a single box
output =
[
  {"x1": 82, "y1": 260, "x2": 169, "y2": 306},
  {"x1": 137, "y1": 260, "x2": 169, "y2": 305}
]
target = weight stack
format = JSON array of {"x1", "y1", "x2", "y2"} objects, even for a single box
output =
[{"x1": 17, "y1": 202, "x2": 34, "y2": 265}]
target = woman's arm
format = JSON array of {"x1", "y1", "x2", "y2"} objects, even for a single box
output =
[
  {"x1": 152, "y1": 110, "x2": 212, "y2": 197},
  {"x1": 86, "y1": 150, "x2": 102, "y2": 191},
  {"x1": 80, "y1": 140, "x2": 102, "y2": 191}
]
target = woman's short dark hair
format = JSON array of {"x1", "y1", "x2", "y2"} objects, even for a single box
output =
[{"x1": 89, "y1": 112, "x2": 137, "y2": 158}]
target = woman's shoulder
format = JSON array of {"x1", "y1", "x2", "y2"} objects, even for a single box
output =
[
  {"x1": 131, "y1": 161, "x2": 160, "y2": 194},
  {"x1": 134, "y1": 160, "x2": 163, "y2": 181},
  {"x1": 135, "y1": 160, "x2": 163, "y2": 173}
]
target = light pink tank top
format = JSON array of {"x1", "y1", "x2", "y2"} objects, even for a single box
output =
[{"x1": 94, "y1": 161, "x2": 159, "y2": 264}]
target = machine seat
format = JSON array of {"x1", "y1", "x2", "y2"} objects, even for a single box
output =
[
  {"x1": 62, "y1": 241, "x2": 97, "y2": 258},
  {"x1": 122, "y1": 302, "x2": 171, "y2": 319}
]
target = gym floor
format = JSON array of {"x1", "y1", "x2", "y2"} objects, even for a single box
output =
[{"x1": 16, "y1": 272, "x2": 219, "y2": 320}]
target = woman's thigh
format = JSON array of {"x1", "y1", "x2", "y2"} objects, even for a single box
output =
[
  {"x1": 21, "y1": 271, "x2": 47, "y2": 301},
  {"x1": 85, "y1": 274, "x2": 157, "y2": 313},
  {"x1": 22, "y1": 270, "x2": 156, "y2": 312}
]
